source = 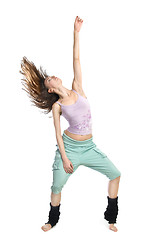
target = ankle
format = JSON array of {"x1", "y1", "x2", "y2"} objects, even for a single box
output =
[{"x1": 51, "y1": 202, "x2": 60, "y2": 207}]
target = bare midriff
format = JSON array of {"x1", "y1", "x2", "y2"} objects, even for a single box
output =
[{"x1": 64, "y1": 129, "x2": 93, "y2": 141}]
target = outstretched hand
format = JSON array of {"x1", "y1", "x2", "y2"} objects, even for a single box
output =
[{"x1": 74, "y1": 16, "x2": 83, "y2": 32}]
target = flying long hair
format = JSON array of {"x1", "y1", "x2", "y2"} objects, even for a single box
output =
[{"x1": 19, "y1": 56, "x2": 59, "y2": 116}]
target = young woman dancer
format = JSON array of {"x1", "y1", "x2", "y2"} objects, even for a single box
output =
[{"x1": 20, "y1": 16, "x2": 121, "y2": 232}]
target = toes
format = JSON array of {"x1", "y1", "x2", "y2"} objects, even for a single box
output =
[
  {"x1": 109, "y1": 225, "x2": 118, "y2": 232},
  {"x1": 41, "y1": 225, "x2": 48, "y2": 231},
  {"x1": 41, "y1": 224, "x2": 52, "y2": 232}
]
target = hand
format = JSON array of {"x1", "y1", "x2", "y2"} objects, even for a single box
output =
[
  {"x1": 74, "y1": 16, "x2": 83, "y2": 32},
  {"x1": 62, "y1": 157, "x2": 74, "y2": 174}
]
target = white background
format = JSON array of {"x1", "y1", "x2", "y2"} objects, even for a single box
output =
[{"x1": 0, "y1": 0, "x2": 161, "y2": 239}]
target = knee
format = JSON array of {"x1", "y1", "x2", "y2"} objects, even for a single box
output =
[
  {"x1": 51, "y1": 180, "x2": 65, "y2": 194},
  {"x1": 51, "y1": 185, "x2": 63, "y2": 194},
  {"x1": 116, "y1": 175, "x2": 121, "y2": 181},
  {"x1": 111, "y1": 176, "x2": 121, "y2": 182},
  {"x1": 110, "y1": 169, "x2": 121, "y2": 181},
  {"x1": 116, "y1": 170, "x2": 121, "y2": 179}
]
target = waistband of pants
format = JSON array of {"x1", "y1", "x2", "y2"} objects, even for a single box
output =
[{"x1": 62, "y1": 131, "x2": 94, "y2": 147}]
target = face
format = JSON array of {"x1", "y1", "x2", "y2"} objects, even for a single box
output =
[{"x1": 44, "y1": 75, "x2": 62, "y2": 93}]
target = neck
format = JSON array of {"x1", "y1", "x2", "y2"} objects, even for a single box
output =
[{"x1": 57, "y1": 86, "x2": 71, "y2": 100}]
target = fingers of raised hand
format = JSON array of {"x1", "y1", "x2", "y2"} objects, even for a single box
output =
[{"x1": 76, "y1": 16, "x2": 83, "y2": 23}]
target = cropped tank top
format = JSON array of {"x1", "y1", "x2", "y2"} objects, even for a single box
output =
[{"x1": 56, "y1": 89, "x2": 92, "y2": 135}]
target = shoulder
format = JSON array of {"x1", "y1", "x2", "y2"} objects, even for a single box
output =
[{"x1": 52, "y1": 102, "x2": 62, "y2": 115}]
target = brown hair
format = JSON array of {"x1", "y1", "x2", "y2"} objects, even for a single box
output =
[{"x1": 19, "y1": 56, "x2": 59, "y2": 116}]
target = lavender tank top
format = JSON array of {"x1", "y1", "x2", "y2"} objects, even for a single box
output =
[{"x1": 56, "y1": 89, "x2": 92, "y2": 135}]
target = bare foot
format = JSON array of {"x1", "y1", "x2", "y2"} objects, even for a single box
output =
[
  {"x1": 41, "y1": 223, "x2": 52, "y2": 232},
  {"x1": 109, "y1": 223, "x2": 118, "y2": 232}
]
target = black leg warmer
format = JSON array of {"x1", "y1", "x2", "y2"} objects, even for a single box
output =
[
  {"x1": 45, "y1": 202, "x2": 61, "y2": 228},
  {"x1": 104, "y1": 196, "x2": 119, "y2": 224}
]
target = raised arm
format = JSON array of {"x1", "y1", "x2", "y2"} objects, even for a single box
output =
[{"x1": 72, "y1": 16, "x2": 83, "y2": 90}]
